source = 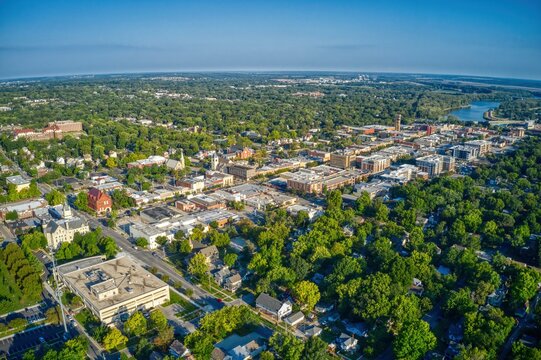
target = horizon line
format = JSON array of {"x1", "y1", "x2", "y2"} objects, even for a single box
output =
[{"x1": 2, "y1": 69, "x2": 541, "y2": 83}]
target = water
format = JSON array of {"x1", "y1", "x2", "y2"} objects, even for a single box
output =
[{"x1": 449, "y1": 101, "x2": 500, "y2": 122}]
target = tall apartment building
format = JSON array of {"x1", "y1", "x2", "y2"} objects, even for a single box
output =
[
  {"x1": 394, "y1": 114, "x2": 402, "y2": 131},
  {"x1": 416, "y1": 155, "x2": 454, "y2": 178},
  {"x1": 464, "y1": 140, "x2": 491, "y2": 156},
  {"x1": 226, "y1": 164, "x2": 257, "y2": 180},
  {"x1": 330, "y1": 151, "x2": 355, "y2": 169},
  {"x1": 452, "y1": 145, "x2": 479, "y2": 160},
  {"x1": 359, "y1": 155, "x2": 392, "y2": 174}
]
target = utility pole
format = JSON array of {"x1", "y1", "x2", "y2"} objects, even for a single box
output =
[{"x1": 49, "y1": 246, "x2": 69, "y2": 335}]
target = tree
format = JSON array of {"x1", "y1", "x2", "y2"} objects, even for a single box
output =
[
  {"x1": 106, "y1": 157, "x2": 117, "y2": 169},
  {"x1": 156, "y1": 236, "x2": 168, "y2": 248},
  {"x1": 269, "y1": 332, "x2": 305, "y2": 360},
  {"x1": 45, "y1": 189, "x2": 66, "y2": 206},
  {"x1": 124, "y1": 311, "x2": 147, "y2": 337},
  {"x1": 302, "y1": 336, "x2": 328, "y2": 360},
  {"x1": 259, "y1": 351, "x2": 275, "y2": 360},
  {"x1": 509, "y1": 268, "x2": 540, "y2": 307},
  {"x1": 443, "y1": 288, "x2": 477, "y2": 319},
  {"x1": 5, "y1": 210, "x2": 18, "y2": 221},
  {"x1": 355, "y1": 191, "x2": 371, "y2": 214},
  {"x1": 188, "y1": 253, "x2": 210, "y2": 280},
  {"x1": 388, "y1": 295, "x2": 422, "y2": 335},
  {"x1": 8, "y1": 317, "x2": 27, "y2": 329},
  {"x1": 351, "y1": 272, "x2": 392, "y2": 322},
  {"x1": 74, "y1": 191, "x2": 89, "y2": 212},
  {"x1": 223, "y1": 253, "x2": 238, "y2": 267},
  {"x1": 153, "y1": 325, "x2": 175, "y2": 350},
  {"x1": 209, "y1": 230, "x2": 230, "y2": 248},
  {"x1": 392, "y1": 320, "x2": 436, "y2": 360},
  {"x1": 135, "y1": 237, "x2": 149, "y2": 249},
  {"x1": 21, "y1": 232, "x2": 47, "y2": 250},
  {"x1": 102, "y1": 328, "x2": 127, "y2": 351},
  {"x1": 45, "y1": 306, "x2": 61, "y2": 324},
  {"x1": 149, "y1": 310, "x2": 168, "y2": 331},
  {"x1": 293, "y1": 280, "x2": 320, "y2": 311}
]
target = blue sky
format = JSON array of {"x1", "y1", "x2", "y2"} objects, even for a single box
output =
[{"x1": 1, "y1": 0, "x2": 540, "y2": 79}]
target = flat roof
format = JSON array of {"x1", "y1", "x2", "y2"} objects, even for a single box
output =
[{"x1": 59, "y1": 256, "x2": 168, "y2": 311}]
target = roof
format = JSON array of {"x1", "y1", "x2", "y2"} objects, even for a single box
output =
[
  {"x1": 285, "y1": 311, "x2": 305, "y2": 325},
  {"x1": 226, "y1": 273, "x2": 242, "y2": 284},
  {"x1": 199, "y1": 245, "x2": 219, "y2": 258},
  {"x1": 169, "y1": 339, "x2": 187, "y2": 355},
  {"x1": 88, "y1": 187, "x2": 110, "y2": 201},
  {"x1": 6, "y1": 175, "x2": 30, "y2": 185},
  {"x1": 256, "y1": 293, "x2": 285, "y2": 313},
  {"x1": 58, "y1": 256, "x2": 168, "y2": 311}
]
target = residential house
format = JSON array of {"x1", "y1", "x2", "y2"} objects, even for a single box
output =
[
  {"x1": 285, "y1": 311, "x2": 305, "y2": 327},
  {"x1": 337, "y1": 333, "x2": 358, "y2": 352},
  {"x1": 255, "y1": 293, "x2": 292, "y2": 319},
  {"x1": 169, "y1": 340, "x2": 190, "y2": 359}
]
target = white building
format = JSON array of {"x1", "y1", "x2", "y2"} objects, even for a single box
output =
[{"x1": 43, "y1": 204, "x2": 90, "y2": 249}]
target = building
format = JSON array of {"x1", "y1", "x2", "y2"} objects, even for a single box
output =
[
  {"x1": 48, "y1": 120, "x2": 83, "y2": 133},
  {"x1": 394, "y1": 114, "x2": 402, "y2": 131},
  {"x1": 87, "y1": 188, "x2": 112, "y2": 215},
  {"x1": 210, "y1": 153, "x2": 220, "y2": 171},
  {"x1": 169, "y1": 340, "x2": 190, "y2": 359},
  {"x1": 58, "y1": 256, "x2": 170, "y2": 324},
  {"x1": 337, "y1": 333, "x2": 358, "y2": 352},
  {"x1": 212, "y1": 331, "x2": 268, "y2": 360},
  {"x1": 129, "y1": 222, "x2": 167, "y2": 249},
  {"x1": 359, "y1": 155, "x2": 391, "y2": 174},
  {"x1": 330, "y1": 151, "x2": 355, "y2": 169},
  {"x1": 0, "y1": 199, "x2": 48, "y2": 220},
  {"x1": 43, "y1": 203, "x2": 90, "y2": 249},
  {"x1": 6, "y1": 175, "x2": 31, "y2": 192},
  {"x1": 464, "y1": 140, "x2": 491, "y2": 156},
  {"x1": 188, "y1": 194, "x2": 226, "y2": 210},
  {"x1": 285, "y1": 311, "x2": 305, "y2": 327},
  {"x1": 284, "y1": 165, "x2": 365, "y2": 194},
  {"x1": 256, "y1": 293, "x2": 292, "y2": 318},
  {"x1": 127, "y1": 155, "x2": 167, "y2": 169},
  {"x1": 451, "y1": 145, "x2": 479, "y2": 160},
  {"x1": 227, "y1": 164, "x2": 257, "y2": 180},
  {"x1": 177, "y1": 176, "x2": 205, "y2": 193},
  {"x1": 416, "y1": 155, "x2": 454, "y2": 178},
  {"x1": 205, "y1": 171, "x2": 234, "y2": 188}
]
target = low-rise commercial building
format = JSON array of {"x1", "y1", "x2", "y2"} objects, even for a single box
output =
[
  {"x1": 6, "y1": 175, "x2": 31, "y2": 192},
  {"x1": 58, "y1": 256, "x2": 170, "y2": 324}
]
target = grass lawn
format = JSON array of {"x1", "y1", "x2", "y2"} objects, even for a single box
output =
[{"x1": 167, "y1": 290, "x2": 197, "y2": 313}]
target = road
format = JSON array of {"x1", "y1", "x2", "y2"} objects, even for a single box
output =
[
  {"x1": 77, "y1": 210, "x2": 224, "y2": 311},
  {"x1": 499, "y1": 291, "x2": 541, "y2": 360}
]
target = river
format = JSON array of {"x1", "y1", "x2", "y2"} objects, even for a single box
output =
[{"x1": 449, "y1": 101, "x2": 500, "y2": 122}]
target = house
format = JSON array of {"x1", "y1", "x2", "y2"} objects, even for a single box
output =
[
  {"x1": 337, "y1": 333, "x2": 358, "y2": 352},
  {"x1": 315, "y1": 303, "x2": 334, "y2": 314},
  {"x1": 303, "y1": 326, "x2": 322, "y2": 337},
  {"x1": 169, "y1": 339, "x2": 190, "y2": 358},
  {"x1": 6, "y1": 175, "x2": 31, "y2": 192},
  {"x1": 87, "y1": 188, "x2": 112, "y2": 214},
  {"x1": 198, "y1": 245, "x2": 219, "y2": 263},
  {"x1": 224, "y1": 273, "x2": 242, "y2": 292},
  {"x1": 255, "y1": 293, "x2": 292, "y2": 318},
  {"x1": 213, "y1": 331, "x2": 268, "y2": 360},
  {"x1": 409, "y1": 278, "x2": 424, "y2": 296},
  {"x1": 285, "y1": 311, "x2": 305, "y2": 327}
]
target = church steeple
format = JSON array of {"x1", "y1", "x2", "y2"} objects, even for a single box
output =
[{"x1": 62, "y1": 202, "x2": 73, "y2": 219}]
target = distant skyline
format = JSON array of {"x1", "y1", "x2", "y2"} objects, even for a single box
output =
[{"x1": 1, "y1": 0, "x2": 540, "y2": 80}]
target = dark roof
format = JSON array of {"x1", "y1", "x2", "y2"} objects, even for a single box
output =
[
  {"x1": 169, "y1": 339, "x2": 187, "y2": 355},
  {"x1": 256, "y1": 293, "x2": 284, "y2": 313}
]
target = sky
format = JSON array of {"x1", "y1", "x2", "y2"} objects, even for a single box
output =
[{"x1": 1, "y1": 0, "x2": 540, "y2": 80}]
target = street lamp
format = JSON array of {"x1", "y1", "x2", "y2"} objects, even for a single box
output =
[{"x1": 48, "y1": 245, "x2": 69, "y2": 335}]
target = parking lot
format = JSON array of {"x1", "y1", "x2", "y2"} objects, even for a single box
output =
[{"x1": 0, "y1": 324, "x2": 64, "y2": 359}]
